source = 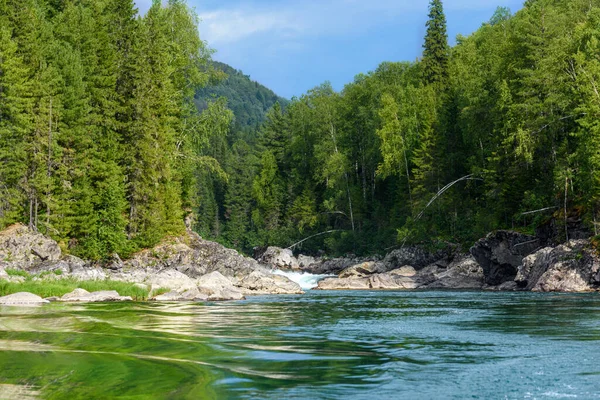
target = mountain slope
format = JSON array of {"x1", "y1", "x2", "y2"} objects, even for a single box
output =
[{"x1": 195, "y1": 61, "x2": 289, "y2": 132}]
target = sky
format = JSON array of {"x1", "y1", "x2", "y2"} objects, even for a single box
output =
[{"x1": 134, "y1": 0, "x2": 525, "y2": 99}]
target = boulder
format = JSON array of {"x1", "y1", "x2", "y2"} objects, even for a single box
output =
[
  {"x1": 339, "y1": 261, "x2": 386, "y2": 278},
  {"x1": 257, "y1": 246, "x2": 299, "y2": 270},
  {"x1": 301, "y1": 257, "x2": 360, "y2": 275},
  {"x1": 298, "y1": 254, "x2": 317, "y2": 270},
  {"x1": 0, "y1": 224, "x2": 61, "y2": 270},
  {"x1": 516, "y1": 240, "x2": 600, "y2": 292},
  {"x1": 0, "y1": 292, "x2": 49, "y2": 305},
  {"x1": 0, "y1": 267, "x2": 7, "y2": 279},
  {"x1": 422, "y1": 255, "x2": 484, "y2": 289},
  {"x1": 389, "y1": 266, "x2": 417, "y2": 277},
  {"x1": 28, "y1": 255, "x2": 87, "y2": 278},
  {"x1": 317, "y1": 277, "x2": 371, "y2": 290},
  {"x1": 368, "y1": 273, "x2": 418, "y2": 289},
  {"x1": 316, "y1": 273, "x2": 417, "y2": 290},
  {"x1": 470, "y1": 230, "x2": 540, "y2": 285},
  {"x1": 144, "y1": 270, "x2": 197, "y2": 292},
  {"x1": 66, "y1": 256, "x2": 106, "y2": 280},
  {"x1": 197, "y1": 271, "x2": 245, "y2": 301},
  {"x1": 239, "y1": 270, "x2": 304, "y2": 295},
  {"x1": 60, "y1": 288, "x2": 132, "y2": 302},
  {"x1": 383, "y1": 245, "x2": 449, "y2": 272}
]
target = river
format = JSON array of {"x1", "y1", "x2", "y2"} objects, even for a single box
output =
[{"x1": 0, "y1": 290, "x2": 599, "y2": 399}]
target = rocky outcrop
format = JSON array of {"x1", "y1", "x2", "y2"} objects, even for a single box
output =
[
  {"x1": 300, "y1": 256, "x2": 370, "y2": 275},
  {"x1": 338, "y1": 261, "x2": 386, "y2": 278},
  {"x1": 239, "y1": 270, "x2": 303, "y2": 295},
  {"x1": 60, "y1": 288, "x2": 132, "y2": 302},
  {"x1": 197, "y1": 271, "x2": 245, "y2": 301},
  {"x1": 0, "y1": 292, "x2": 49, "y2": 305},
  {"x1": 257, "y1": 247, "x2": 299, "y2": 270},
  {"x1": 470, "y1": 231, "x2": 540, "y2": 285},
  {"x1": 421, "y1": 255, "x2": 484, "y2": 289},
  {"x1": 0, "y1": 224, "x2": 61, "y2": 270},
  {"x1": 383, "y1": 245, "x2": 451, "y2": 271},
  {"x1": 122, "y1": 232, "x2": 300, "y2": 295},
  {"x1": 317, "y1": 272, "x2": 418, "y2": 290},
  {"x1": 516, "y1": 240, "x2": 600, "y2": 292}
]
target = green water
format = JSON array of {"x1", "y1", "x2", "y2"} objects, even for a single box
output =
[{"x1": 0, "y1": 291, "x2": 599, "y2": 399}]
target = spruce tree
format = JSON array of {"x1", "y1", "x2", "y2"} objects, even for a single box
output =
[{"x1": 421, "y1": 0, "x2": 449, "y2": 87}]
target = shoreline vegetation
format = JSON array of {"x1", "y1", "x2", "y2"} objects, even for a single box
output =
[{"x1": 1, "y1": 0, "x2": 600, "y2": 297}]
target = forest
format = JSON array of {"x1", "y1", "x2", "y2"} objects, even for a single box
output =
[{"x1": 1, "y1": 0, "x2": 600, "y2": 259}]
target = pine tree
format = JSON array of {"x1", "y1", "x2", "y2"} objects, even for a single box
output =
[{"x1": 421, "y1": 0, "x2": 450, "y2": 88}]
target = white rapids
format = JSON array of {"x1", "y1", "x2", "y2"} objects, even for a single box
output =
[{"x1": 272, "y1": 270, "x2": 333, "y2": 290}]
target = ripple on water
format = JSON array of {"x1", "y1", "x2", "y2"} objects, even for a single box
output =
[{"x1": 0, "y1": 291, "x2": 599, "y2": 399}]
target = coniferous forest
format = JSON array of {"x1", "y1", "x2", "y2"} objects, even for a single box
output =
[{"x1": 2, "y1": 0, "x2": 600, "y2": 259}]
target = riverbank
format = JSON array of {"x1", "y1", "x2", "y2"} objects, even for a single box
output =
[
  {"x1": 0, "y1": 224, "x2": 303, "y2": 305},
  {"x1": 1, "y1": 224, "x2": 599, "y2": 306}
]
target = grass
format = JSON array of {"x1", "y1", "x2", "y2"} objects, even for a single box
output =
[
  {"x1": 0, "y1": 278, "x2": 150, "y2": 300},
  {"x1": 5, "y1": 268, "x2": 30, "y2": 278},
  {"x1": 151, "y1": 287, "x2": 171, "y2": 297}
]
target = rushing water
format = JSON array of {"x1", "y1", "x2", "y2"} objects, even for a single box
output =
[
  {"x1": 272, "y1": 269, "x2": 333, "y2": 290},
  {"x1": 0, "y1": 291, "x2": 599, "y2": 399}
]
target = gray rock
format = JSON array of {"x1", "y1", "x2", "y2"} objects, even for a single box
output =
[
  {"x1": 422, "y1": 255, "x2": 484, "y2": 290},
  {"x1": 197, "y1": 271, "x2": 245, "y2": 301},
  {"x1": 368, "y1": 273, "x2": 418, "y2": 289},
  {"x1": 258, "y1": 247, "x2": 299, "y2": 270},
  {"x1": 339, "y1": 261, "x2": 386, "y2": 278},
  {"x1": 298, "y1": 254, "x2": 317, "y2": 269},
  {"x1": 0, "y1": 267, "x2": 7, "y2": 279},
  {"x1": 60, "y1": 288, "x2": 132, "y2": 302},
  {"x1": 0, "y1": 224, "x2": 61, "y2": 270},
  {"x1": 517, "y1": 240, "x2": 599, "y2": 292},
  {"x1": 317, "y1": 277, "x2": 371, "y2": 290},
  {"x1": 316, "y1": 273, "x2": 417, "y2": 290},
  {"x1": 144, "y1": 270, "x2": 197, "y2": 292},
  {"x1": 383, "y1": 245, "x2": 448, "y2": 271},
  {"x1": 470, "y1": 230, "x2": 540, "y2": 285},
  {"x1": 239, "y1": 270, "x2": 303, "y2": 295},
  {"x1": 301, "y1": 257, "x2": 359, "y2": 275},
  {"x1": 0, "y1": 292, "x2": 49, "y2": 305},
  {"x1": 389, "y1": 266, "x2": 417, "y2": 277}
]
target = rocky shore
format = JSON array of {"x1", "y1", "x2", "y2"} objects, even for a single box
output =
[
  {"x1": 0, "y1": 224, "x2": 303, "y2": 305},
  {"x1": 1, "y1": 224, "x2": 599, "y2": 305},
  {"x1": 257, "y1": 230, "x2": 600, "y2": 293}
]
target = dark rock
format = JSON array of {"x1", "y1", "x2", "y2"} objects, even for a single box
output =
[
  {"x1": 516, "y1": 240, "x2": 600, "y2": 292},
  {"x1": 383, "y1": 245, "x2": 451, "y2": 272},
  {"x1": 422, "y1": 255, "x2": 484, "y2": 289},
  {"x1": 470, "y1": 230, "x2": 540, "y2": 286}
]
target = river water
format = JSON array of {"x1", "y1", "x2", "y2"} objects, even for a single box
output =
[{"x1": 0, "y1": 291, "x2": 599, "y2": 399}]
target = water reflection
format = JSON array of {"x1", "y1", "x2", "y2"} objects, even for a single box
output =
[{"x1": 0, "y1": 292, "x2": 599, "y2": 398}]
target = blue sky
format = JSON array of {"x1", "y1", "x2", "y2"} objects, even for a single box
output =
[{"x1": 135, "y1": 0, "x2": 524, "y2": 99}]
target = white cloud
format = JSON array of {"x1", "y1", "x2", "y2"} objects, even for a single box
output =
[{"x1": 195, "y1": 0, "x2": 516, "y2": 46}]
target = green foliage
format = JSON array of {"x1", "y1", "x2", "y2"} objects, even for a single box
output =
[
  {"x1": 195, "y1": 61, "x2": 289, "y2": 134},
  {"x1": 0, "y1": 0, "x2": 216, "y2": 259},
  {"x1": 0, "y1": 278, "x2": 149, "y2": 300}
]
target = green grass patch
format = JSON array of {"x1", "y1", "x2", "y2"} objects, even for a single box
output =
[
  {"x1": 150, "y1": 287, "x2": 171, "y2": 297},
  {"x1": 0, "y1": 278, "x2": 150, "y2": 301},
  {"x1": 4, "y1": 268, "x2": 30, "y2": 278}
]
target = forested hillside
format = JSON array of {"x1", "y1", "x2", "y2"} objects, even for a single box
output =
[
  {"x1": 0, "y1": 0, "x2": 224, "y2": 259},
  {"x1": 197, "y1": 0, "x2": 600, "y2": 256},
  {"x1": 195, "y1": 61, "x2": 289, "y2": 135},
  {"x1": 2, "y1": 0, "x2": 600, "y2": 260}
]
